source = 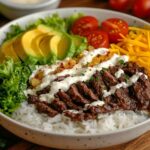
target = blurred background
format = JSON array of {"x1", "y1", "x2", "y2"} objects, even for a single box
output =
[{"x1": 0, "y1": 0, "x2": 150, "y2": 27}]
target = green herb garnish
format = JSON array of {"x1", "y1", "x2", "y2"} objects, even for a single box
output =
[{"x1": 118, "y1": 59, "x2": 125, "y2": 65}]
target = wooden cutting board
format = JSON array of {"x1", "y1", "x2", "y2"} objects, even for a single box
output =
[{"x1": 0, "y1": 0, "x2": 150, "y2": 149}]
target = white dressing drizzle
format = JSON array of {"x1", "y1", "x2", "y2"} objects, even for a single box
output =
[
  {"x1": 103, "y1": 72, "x2": 146, "y2": 97},
  {"x1": 115, "y1": 69, "x2": 124, "y2": 78},
  {"x1": 26, "y1": 48, "x2": 130, "y2": 102}
]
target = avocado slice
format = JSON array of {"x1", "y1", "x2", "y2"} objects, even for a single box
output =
[
  {"x1": 71, "y1": 35, "x2": 87, "y2": 56},
  {"x1": 38, "y1": 24, "x2": 76, "y2": 59},
  {"x1": 31, "y1": 33, "x2": 49, "y2": 57},
  {"x1": 0, "y1": 37, "x2": 19, "y2": 61},
  {"x1": 21, "y1": 29, "x2": 44, "y2": 57},
  {"x1": 13, "y1": 34, "x2": 27, "y2": 60},
  {"x1": 37, "y1": 24, "x2": 61, "y2": 36},
  {"x1": 39, "y1": 35, "x2": 53, "y2": 56},
  {"x1": 50, "y1": 33, "x2": 75, "y2": 60},
  {"x1": 13, "y1": 29, "x2": 44, "y2": 61}
]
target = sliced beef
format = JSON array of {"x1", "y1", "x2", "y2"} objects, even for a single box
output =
[
  {"x1": 88, "y1": 71, "x2": 104, "y2": 98},
  {"x1": 67, "y1": 84, "x2": 89, "y2": 105},
  {"x1": 57, "y1": 90, "x2": 81, "y2": 110},
  {"x1": 132, "y1": 75, "x2": 150, "y2": 109},
  {"x1": 28, "y1": 61, "x2": 150, "y2": 122},
  {"x1": 118, "y1": 74, "x2": 127, "y2": 83},
  {"x1": 36, "y1": 85, "x2": 51, "y2": 95},
  {"x1": 76, "y1": 81, "x2": 98, "y2": 101},
  {"x1": 122, "y1": 62, "x2": 145, "y2": 76},
  {"x1": 36, "y1": 102, "x2": 58, "y2": 117},
  {"x1": 28, "y1": 95, "x2": 39, "y2": 104},
  {"x1": 101, "y1": 70, "x2": 118, "y2": 87},
  {"x1": 109, "y1": 65, "x2": 119, "y2": 76},
  {"x1": 50, "y1": 98, "x2": 67, "y2": 113},
  {"x1": 64, "y1": 111, "x2": 84, "y2": 121},
  {"x1": 104, "y1": 95, "x2": 119, "y2": 110},
  {"x1": 28, "y1": 95, "x2": 58, "y2": 117},
  {"x1": 114, "y1": 88, "x2": 136, "y2": 110},
  {"x1": 86, "y1": 105, "x2": 105, "y2": 114},
  {"x1": 64, "y1": 111, "x2": 96, "y2": 121}
]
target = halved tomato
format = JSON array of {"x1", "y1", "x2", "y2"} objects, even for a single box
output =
[
  {"x1": 101, "y1": 18, "x2": 128, "y2": 43},
  {"x1": 71, "y1": 16, "x2": 99, "y2": 36},
  {"x1": 84, "y1": 30, "x2": 109, "y2": 48}
]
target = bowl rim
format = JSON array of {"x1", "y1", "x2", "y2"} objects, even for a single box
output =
[
  {"x1": 0, "y1": 7, "x2": 150, "y2": 137},
  {"x1": 0, "y1": 0, "x2": 60, "y2": 9}
]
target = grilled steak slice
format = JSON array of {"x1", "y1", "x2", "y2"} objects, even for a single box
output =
[
  {"x1": 64, "y1": 111, "x2": 84, "y2": 121},
  {"x1": 67, "y1": 84, "x2": 89, "y2": 105},
  {"x1": 36, "y1": 102, "x2": 58, "y2": 117},
  {"x1": 114, "y1": 88, "x2": 136, "y2": 110},
  {"x1": 28, "y1": 95, "x2": 39, "y2": 104},
  {"x1": 36, "y1": 85, "x2": 50, "y2": 95},
  {"x1": 77, "y1": 81, "x2": 98, "y2": 101},
  {"x1": 122, "y1": 62, "x2": 145, "y2": 76},
  {"x1": 28, "y1": 95, "x2": 58, "y2": 117},
  {"x1": 118, "y1": 74, "x2": 127, "y2": 83},
  {"x1": 132, "y1": 75, "x2": 150, "y2": 109},
  {"x1": 88, "y1": 71, "x2": 104, "y2": 98},
  {"x1": 57, "y1": 90, "x2": 81, "y2": 110},
  {"x1": 50, "y1": 98, "x2": 67, "y2": 113},
  {"x1": 28, "y1": 60, "x2": 150, "y2": 121},
  {"x1": 101, "y1": 70, "x2": 118, "y2": 87},
  {"x1": 64, "y1": 111, "x2": 96, "y2": 121},
  {"x1": 109, "y1": 66, "x2": 119, "y2": 75},
  {"x1": 104, "y1": 95, "x2": 119, "y2": 110}
]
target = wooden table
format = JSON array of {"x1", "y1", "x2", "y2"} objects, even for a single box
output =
[{"x1": 0, "y1": 0, "x2": 150, "y2": 150}]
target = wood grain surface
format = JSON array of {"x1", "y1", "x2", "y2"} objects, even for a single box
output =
[{"x1": 0, "y1": 0, "x2": 150, "y2": 150}]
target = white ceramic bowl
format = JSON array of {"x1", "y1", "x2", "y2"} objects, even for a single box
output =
[
  {"x1": 0, "y1": 0, "x2": 61, "y2": 19},
  {"x1": 0, "y1": 8, "x2": 150, "y2": 149}
]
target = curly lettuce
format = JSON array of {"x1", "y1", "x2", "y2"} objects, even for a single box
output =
[
  {"x1": 0, "y1": 59, "x2": 31, "y2": 115},
  {"x1": 4, "y1": 13, "x2": 83, "y2": 42}
]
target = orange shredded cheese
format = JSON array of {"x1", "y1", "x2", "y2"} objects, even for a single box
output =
[{"x1": 109, "y1": 26, "x2": 150, "y2": 75}]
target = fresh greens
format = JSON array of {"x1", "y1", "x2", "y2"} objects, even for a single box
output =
[
  {"x1": 0, "y1": 58, "x2": 32, "y2": 115},
  {"x1": 0, "y1": 13, "x2": 86, "y2": 115},
  {"x1": 4, "y1": 13, "x2": 83, "y2": 42},
  {"x1": 5, "y1": 25, "x2": 24, "y2": 42}
]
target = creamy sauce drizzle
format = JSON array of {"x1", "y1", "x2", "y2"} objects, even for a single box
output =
[
  {"x1": 26, "y1": 48, "x2": 130, "y2": 102},
  {"x1": 103, "y1": 72, "x2": 145, "y2": 97},
  {"x1": 115, "y1": 69, "x2": 124, "y2": 78}
]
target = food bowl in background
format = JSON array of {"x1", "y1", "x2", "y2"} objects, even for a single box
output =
[{"x1": 0, "y1": 0, "x2": 61, "y2": 19}]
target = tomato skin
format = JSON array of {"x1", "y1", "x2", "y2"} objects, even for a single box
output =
[
  {"x1": 133, "y1": 0, "x2": 150, "y2": 18},
  {"x1": 71, "y1": 16, "x2": 99, "y2": 36},
  {"x1": 84, "y1": 30, "x2": 109, "y2": 49},
  {"x1": 101, "y1": 18, "x2": 128, "y2": 43},
  {"x1": 109, "y1": 0, "x2": 130, "y2": 11}
]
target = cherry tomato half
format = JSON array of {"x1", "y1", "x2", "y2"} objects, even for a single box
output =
[
  {"x1": 84, "y1": 30, "x2": 109, "y2": 49},
  {"x1": 71, "y1": 16, "x2": 99, "y2": 36},
  {"x1": 101, "y1": 18, "x2": 128, "y2": 43},
  {"x1": 133, "y1": 0, "x2": 150, "y2": 18}
]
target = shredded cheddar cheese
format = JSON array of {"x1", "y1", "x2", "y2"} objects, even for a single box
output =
[{"x1": 109, "y1": 26, "x2": 150, "y2": 75}]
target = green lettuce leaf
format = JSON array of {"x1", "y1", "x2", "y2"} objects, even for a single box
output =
[{"x1": 0, "y1": 59, "x2": 31, "y2": 115}]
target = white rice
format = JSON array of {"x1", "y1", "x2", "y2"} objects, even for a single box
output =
[{"x1": 12, "y1": 101, "x2": 149, "y2": 134}]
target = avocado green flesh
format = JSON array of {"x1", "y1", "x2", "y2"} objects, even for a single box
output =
[
  {"x1": 0, "y1": 38, "x2": 19, "y2": 61},
  {"x1": 72, "y1": 35, "x2": 87, "y2": 56},
  {"x1": 39, "y1": 35, "x2": 53, "y2": 56},
  {"x1": 0, "y1": 24, "x2": 88, "y2": 64}
]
